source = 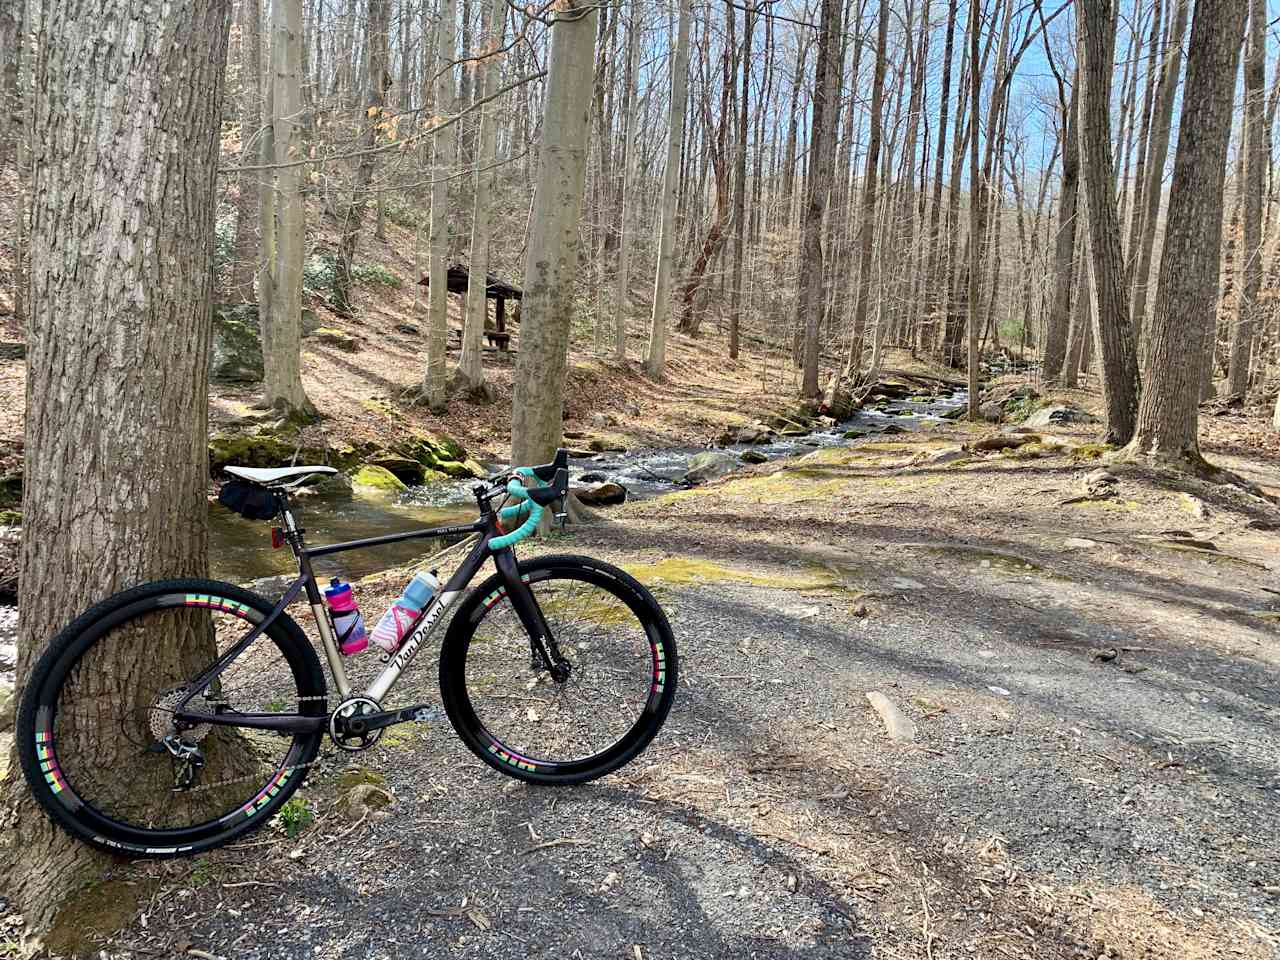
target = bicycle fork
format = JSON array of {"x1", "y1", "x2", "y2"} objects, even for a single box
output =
[{"x1": 492, "y1": 548, "x2": 569, "y2": 682}]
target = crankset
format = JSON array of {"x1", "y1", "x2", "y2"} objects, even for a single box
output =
[{"x1": 329, "y1": 697, "x2": 442, "y2": 752}]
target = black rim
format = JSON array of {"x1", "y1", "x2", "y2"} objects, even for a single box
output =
[{"x1": 29, "y1": 590, "x2": 321, "y2": 852}]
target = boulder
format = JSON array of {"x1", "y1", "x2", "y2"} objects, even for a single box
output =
[
  {"x1": 940, "y1": 406, "x2": 966, "y2": 420},
  {"x1": 718, "y1": 424, "x2": 775, "y2": 446},
  {"x1": 311, "y1": 471, "x2": 354, "y2": 498},
  {"x1": 575, "y1": 482, "x2": 627, "y2": 506},
  {"x1": 577, "y1": 471, "x2": 610, "y2": 483},
  {"x1": 917, "y1": 446, "x2": 969, "y2": 466},
  {"x1": 351, "y1": 464, "x2": 408, "y2": 494},
  {"x1": 313, "y1": 327, "x2": 361, "y2": 352},
  {"x1": 368, "y1": 454, "x2": 431, "y2": 484},
  {"x1": 843, "y1": 429, "x2": 871, "y2": 439},
  {"x1": 880, "y1": 424, "x2": 908, "y2": 435},
  {"x1": 978, "y1": 401, "x2": 1005, "y2": 423},
  {"x1": 973, "y1": 433, "x2": 1040, "y2": 452},
  {"x1": 395, "y1": 322, "x2": 421, "y2": 335},
  {"x1": 682, "y1": 451, "x2": 740, "y2": 485},
  {"x1": 740, "y1": 450, "x2": 769, "y2": 464},
  {"x1": 210, "y1": 304, "x2": 265, "y2": 383},
  {"x1": 1024, "y1": 405, "x2": 1098, "y2": 429},
  {"x1": 301, "y1": 309, "x2": 321, "y2": 337}
]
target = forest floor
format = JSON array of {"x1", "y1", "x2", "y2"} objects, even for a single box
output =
[{"x1": 3, "y1": 384, "x2": 1277, "y2": 959}]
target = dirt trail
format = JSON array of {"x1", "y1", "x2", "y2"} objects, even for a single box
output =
[{"x1": 6, "y1": 415, "x2": 1274, "y2": 960}]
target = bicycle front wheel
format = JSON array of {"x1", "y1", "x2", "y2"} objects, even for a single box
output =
[
  {"x1": 17, "y1": 578, "x2": 327, "y2": 857},
  {"x1": 440, "y1": 555, "x2": 678, "y2": 785}
]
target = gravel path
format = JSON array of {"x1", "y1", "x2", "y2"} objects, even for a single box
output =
[{"x1": 7, "y1": 429, "x2": 1280, "y2": 959}]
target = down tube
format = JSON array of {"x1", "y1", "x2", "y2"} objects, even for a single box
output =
[{"x1": 363, "y1": 537, "x2": 493, "y2": 703}]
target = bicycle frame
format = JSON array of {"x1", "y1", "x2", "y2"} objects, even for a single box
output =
[{"x1": 176, "y1": 489, "x2": 557, "y2": 734}]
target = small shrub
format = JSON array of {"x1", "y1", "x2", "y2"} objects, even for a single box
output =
[
  {"x1": 274, "y1": 796, "x2": 313, "y2": 839},
  {"x1": 302, "y1": 254, "x2": 337, "y2": 295},
  {"x1": 383, "y1": 196, "x2": 425, "y2": 229},
  {"x1": 351, "y1": 262, "x2": 402, "y2": 287}
]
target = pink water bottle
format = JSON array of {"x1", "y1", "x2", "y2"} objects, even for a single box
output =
[{"x1": 324, "y1": 578, "x2": 368, "y2": 655}]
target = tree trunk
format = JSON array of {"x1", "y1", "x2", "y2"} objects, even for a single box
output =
[
  {"x1": 510, "y1": 0, "x2": 598, "y2": 464},
  {"x1": 612, "y1": 0, "x2": 643, "y2": 362},
  {"x1": 1226, "y1": 0, "x2": 1264, "y2": 399},
  {"x1": 1126, "y1": 0, "x2": 1246, "y2": 464},
  {"x1": 1043, "y1": 81, "x2": 1079, "y2": 383},
  {"x1": 796, "y1": 0, "x2": 842, "y2": 397},
  {"x1": 0, "y1": 0, "x2": 229, "y2": 941},
  {"x1": 728, "y1": 3, "x2": 754, "y2": 361},
  {"x1": 1129, "y1": 0, "x2": 1190, "y2": 335},
  {"x1": 965, "y1": 0, "x2": 982, "y2": 419},
  {"x1": 332, "y1": 0, "x2": 390, "y2": 318},
  {"x1": 231, "y1": 0, "x2": 264, "y2": 303},
  {"x1": 453, "y1": 0, "x2": 507, "y2": 397},
  {"x1": 262, "y1": 0, "x2": 314, "y2": 418},
  {"x1": 643, "y1": 0, "x2": 691, "y2": 379},
  {"x1": 1, "y1": 0, "x2": 26, "y2": 321},
  {"x1": 422, "y1": 0, "x2": 458, "y2": 410},
  {"x1": 1077, "y1": 0, "x2": 1140, "y2": 444}
]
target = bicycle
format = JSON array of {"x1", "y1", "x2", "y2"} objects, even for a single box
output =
[{"x1": 17, "y1": 449, "x2": 678, "y2": 858}]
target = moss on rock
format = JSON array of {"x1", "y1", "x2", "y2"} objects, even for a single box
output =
[{"x1": 352, "y1": 464, "x2": 408, "y2": 493}]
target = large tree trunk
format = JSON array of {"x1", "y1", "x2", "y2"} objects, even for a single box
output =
[
  {"x1": 642, "y1": 0, "x2": 691, "y2": 380},
  {"x1": 453, "y1": 0, "x2": 507, "y2": 397},
  {"x1": 262, "y1": 0, "x2": 315, "y2": 417},
  {"x1": 796, "y1": 0, "x2": 842, "y2": 397},
  {"x1": 231, "y1": 0, "x2": 264, "y2": 303},
  {"x1": 965, "y1": 0, "x2": 982, "y2": 419},
  {"x1": 510, "y1": 0, "x2": 598, "y2": 464},
  {"x1": 612, "y1": 0, "x2": 642, "y2": 363},
  {"x1": 1126, "y1": 0, "x2": 1246, "y2": 465},
  {"x1": 331, "y1": 0, "x2": 391, "y2": 318},
  {"x1": 727, "y1": 3, "x2": 754, "y2": 361},
  {"x1": 1129, "y1": 0, "x2": 1191, "y2": 335},
  {"x1": 1042, "y1": 82, "x2": 1079, "y2": 383},
  {"x1": 1, "y1": 1, "x2": 26, "y2": 321},
  {"x1": 421, "y1": 0, "x2": 458, "y2": 411},
  {"x1": 0, "y1": 0, "x2": 229, "y2": 942},
  {"x1": 1077, "y1": 0, "x2": 1141, "y2": 445},
  {"x1": 1226, "y1": 0, "x2": 1265, "y2": 399}
]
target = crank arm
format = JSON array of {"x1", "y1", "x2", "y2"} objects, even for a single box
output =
[{"x1": 343, "y1": 703, "x2": 442, "y2": 736}]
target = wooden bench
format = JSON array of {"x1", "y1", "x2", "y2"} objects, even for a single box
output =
[{"x1": 484, "y1": 330, "x2": 512, "y2": 350}]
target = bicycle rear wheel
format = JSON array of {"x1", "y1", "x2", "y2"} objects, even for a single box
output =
[
  {"x1": 440, "y1": 554, "x2": 678, "y2": 785},
  {"x1": 17, "y1": 578, "x2": 326, "y2": 857}
]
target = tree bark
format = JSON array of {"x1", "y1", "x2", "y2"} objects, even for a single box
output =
[
  {"x1": 796, "y1": 0, "x2": 842, "y2": 397},
  {"x1": 1043, "y1": 81, "x2": 1079, "y2": 383},
  {"x1": 1127, "y1": 0, "x2": 1246, "y2": 464},
  {"x1": 332, "y1": 0, "x2": 391, "y2": 318},
  {"x1": 510, "y1": 0, "x2": 598, "y2": 464},
  {"x1": 612, "y1": 0, "x2": 643, "y2": 362},
  {"x1": 728, "y1": 3, "x2": 754, "y2": 361},
  {"x1": 965, "y1": 0, "x2": 982, "y2": 419},
  {"x1": 262, "y1": 0, "x2": 315, "y2": 417},
  {"x1": 453, "y1": 0, "x2": 508, "y2": 397},
  {"x1": 0, "y1": 0, "x2": 229, "y2": 940},
  {"x1": 643, "y1": 0, "x2": 691, "y2": 379},
  {"x1": 1226, "y1": 0, "x2": 1264, "y2": 399},
  {"x1": 1129, "y1": 0, "x2": 1190, "y2": 335},
  {"x1": 422, "y1": 0, "x2": 458, "y2": 410},
  {"x1": 231, "y1": 0, "x2": 265, "y2": 303},
  {"x1": 1077, "y1": 0, "x2": 1141, "y2": 444}
]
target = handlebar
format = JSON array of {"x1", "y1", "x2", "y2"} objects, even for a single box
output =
[{"x1": 486, "y1": 452, "x2": 570, "y2": 551}]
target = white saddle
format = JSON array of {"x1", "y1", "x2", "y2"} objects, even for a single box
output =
[{"x1": 224, "y1": 465, "x2": 338, "y2": 485}]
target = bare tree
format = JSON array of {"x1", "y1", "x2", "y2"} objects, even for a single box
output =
[
  {"x1": 643, "y1": 0, "x2": 692, "y2": 379},
  {"x1": 1126, "y1": 0, "x2": 1246, "y2": 466},
  {"x1": 1077, "y1": 0, "x2": 1140, "y2": 444},
  {"x1": 612, "y1": 0, "x2": 643, "y2": 362},
  {"x1": 422, "y1": 0, "x2": 458, "y2": 411},
  {"x1": 231, "y1": 0, "x2": 265, "y2": 303},
  {"x1": 511, "y1": 0, "x2": 599, "y2": 463}
]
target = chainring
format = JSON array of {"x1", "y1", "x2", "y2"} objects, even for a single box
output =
[{"x1": 329, "y1": 696, "x2": 385, "y2": 752}]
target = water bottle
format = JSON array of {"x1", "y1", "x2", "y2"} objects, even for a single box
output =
[
  {"x1": 370, "y1": 569, "x2": 440, "y2": 654},
  {"x1": 324, "y1": 578, "x2": 368, "y2": 656}
]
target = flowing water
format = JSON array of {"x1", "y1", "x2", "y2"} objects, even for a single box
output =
[{"x1": 0, "y1": 387, "x2": 965, "y2": 686}]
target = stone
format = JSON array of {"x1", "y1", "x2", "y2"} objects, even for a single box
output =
[
  {"x1": 682, "y1": 451, "x2": 741, "y2": 485},
  {"x1": 575, "y1": 482, "x2": 627, "y2": 506},
  {"x1": 313, "y1": 327, "x2": 361, "y2": 352},
  {"x1": 0, "y1": 342, "x2": 26, "y2": 361},
  {"x1": 718, "y1": 424, "x2": 775, "y2": 446},
  {"x1": 918, "y1": 446, "x2": 968, "y2": 466},
  {"x1": 351, "y1": 464, "x2": 408, "y2": 494},
  {"x1": 577, "y1": 471, "x2": 610, "y2": 483},
  {"x1": 310, "y1": 471, "x2": 354, "y2": 498},
  {"x1": 588, "y1": 437, "x2": 627, "y2": 453},
  {"x1": 210, "y1": 303, "x2": 265, "y2": 383},
  {"x1": 866, "y1": 691, "x2": 917, "y2": 743},
  {"x1": 395, "y1": 322, "x2": 421, "y2": 335},
  {"x1": 979, "y1": 401, "x2": 1005, "y2": 423},
  {"x1": 973, "y1": 433, "x2": 1040, "y2": 452},
  {"x1": 940, "y1": 406, "x2": 966, "y2": 420},
  {"x1": 368, "y1": 454, "x2": 430, "y2": 484},
  {"x1": 1063, "y1": 537, "x2": 1098, "y2": 550},
  {"x1": 880, "y1": 424, "x2": 907, "y2": 435},
  {"x1": 740, "y1": 450, "x2": 769, "y2": 464},
  {"x1": 301, "y1": 309, "x2": 321, "y2": 337},
  {"x1": 1180, "y1": 493, "x2": 1210, "y2": 520},
  {"x1": 1024, "y1": 405, "x2": 1098, "y2": 429},
  {"x1": 843, "y1": 429, "x2": 871, "y2": 439}
]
